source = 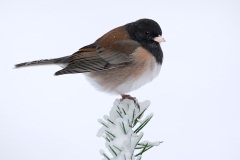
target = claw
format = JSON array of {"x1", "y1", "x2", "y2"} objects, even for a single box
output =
[{"x1": 121, "y1": 94, "x2": 140, "y2": 109}]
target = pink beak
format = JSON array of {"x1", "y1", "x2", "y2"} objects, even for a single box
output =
[{"x1": 154, "y1": 35, "x2": 166, "y2": 43}]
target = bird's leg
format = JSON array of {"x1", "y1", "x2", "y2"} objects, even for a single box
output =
[{"x1": 121, "y1": 94, "x2": 140, "y2": 109}]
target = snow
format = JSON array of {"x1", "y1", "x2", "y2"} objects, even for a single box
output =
[{"x1": 97, "y1": 99, "x2": 161, "y2": 160}]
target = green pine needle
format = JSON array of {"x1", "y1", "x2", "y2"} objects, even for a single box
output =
[
  {"x1": 131, "y1": 109, "x2": 135, "y2": 127},
  {"x1": 116, "y1": 110, "x2": 123, "y2": 118},
  {"x1": 133, "y1": 108, "x2": 147, "y2": 127},
  {"x1": 105, "y1": 133, "x2": 113, "y2": 141},
  {"x1": 105, "y1": 137, "x2": 110, "y2": 142},
  {"x1": 133, "y1": 133, "x2": 144, "y2": 150},
  {"x1": 122, "y1": 108, "x2": 126, "y2": 115},
  {"x1": 102, "y1": 152, "x2": 110, "y2": 160},
  {"x1": 113, "y1": 145, "x2": 122, "y2": 152},
  {"x1": 105, "y1": 130, "x2": 116, "y2": 138},
  {"x1": 117, "y1": 106, "x2": 121, "y2": 112},
  {"x1": 107, "y1": 119, "x2": 115, "y2": 125},
  {"x1": 119, "y1": 122, "x2": 127, "y2": 134},
  {"x1": 135, "y1": 143, "x2": 149, "y2": 157},
  {"x1": 134, "y1": 115, "x2": 153, "y2": 133},
  {"x1": 101, "y1": 122, "x2": 108, "y2": 128},
  {"x1": 109, "y1": 145, "x2": 117, "y2": 156}
]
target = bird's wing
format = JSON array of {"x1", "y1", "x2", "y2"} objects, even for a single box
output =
[{"x1": 55, "y1": 40, "x2": 140, "y2": 75}]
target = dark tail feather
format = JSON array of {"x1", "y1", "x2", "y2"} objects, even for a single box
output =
[
  {"x1": 15, "y1": 56, "x2": 70, "y2": 68},
  {"x1": 55, "y1": 69, "x2": 67, "y2": 76}
]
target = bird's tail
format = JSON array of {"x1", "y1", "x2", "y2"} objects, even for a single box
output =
[{"x1": 15, "y1": 56, "x2": 71, "y2": 68}]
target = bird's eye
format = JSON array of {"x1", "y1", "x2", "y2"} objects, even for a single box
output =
[{"x1": 145, "y1": 31, "x2": 150, "y2": 35}]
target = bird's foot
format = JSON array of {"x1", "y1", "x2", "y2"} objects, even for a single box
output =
[{"x1": 121, "y1": 94, "x2": 140, "y2": 109}]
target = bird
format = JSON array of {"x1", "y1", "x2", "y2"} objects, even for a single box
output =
[{"x1": 15, "y1": 18, "x2": 165, "y2": 100}]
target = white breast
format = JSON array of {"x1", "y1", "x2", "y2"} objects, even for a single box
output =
[
  {"x1": 84, "y1": 61, "x2": 161, "y2": 95},
  {"x1": 113, "y1": 63, "x2": 161, "y2": 94}
]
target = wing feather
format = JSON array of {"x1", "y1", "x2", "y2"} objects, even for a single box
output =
[{"x1": 55, "y1": 40, "x2": 140, "y2": 75}]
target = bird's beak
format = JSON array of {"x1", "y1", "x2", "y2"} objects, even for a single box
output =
[{"x1": 154, "y1": 35, "x2": 166, "y2": 43}]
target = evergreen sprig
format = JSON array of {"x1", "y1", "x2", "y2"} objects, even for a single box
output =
[{"x1": 97, "y1": 98, "x2": 162, "y2": 160}]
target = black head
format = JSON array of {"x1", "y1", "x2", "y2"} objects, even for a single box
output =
[
  {"x1": 125, "y1": 19, "x2": 164, "y2": 64},
  {"x1": 125, "y1": 19, "x2": 163, "y2": 42}
]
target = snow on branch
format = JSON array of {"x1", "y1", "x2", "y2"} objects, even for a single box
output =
[{"x1": 97, "y1": 98, "x2": 162, "y2": 160}]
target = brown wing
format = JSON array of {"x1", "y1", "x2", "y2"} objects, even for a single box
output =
[{"x1": 54, "y1": 40, "x2": 140, "y2": 75}]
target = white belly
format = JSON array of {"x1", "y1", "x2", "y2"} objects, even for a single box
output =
[
  {"x1": 84, "y1": 62, "x2": 161, "y2": 95},
  {"x1": 112, "y1": 64, "x2": 161, "y2": 94}
]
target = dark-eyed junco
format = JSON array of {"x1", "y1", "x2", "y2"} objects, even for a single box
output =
[{"x1": 15, "y1": 19, "x2": 165, "y2": 97}]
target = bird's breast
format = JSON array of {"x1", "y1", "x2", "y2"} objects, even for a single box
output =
[{"x1": 84, "y1": 47, "x2": 161, "y2": 94}]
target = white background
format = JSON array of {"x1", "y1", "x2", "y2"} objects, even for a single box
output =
[{"x1": 1, "y1": 0, "x2": 240, "y2": 160}]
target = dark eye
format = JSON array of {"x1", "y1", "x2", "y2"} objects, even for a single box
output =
[{"x1": 145, "y1": 31, "x2": 150, "y2": 35}]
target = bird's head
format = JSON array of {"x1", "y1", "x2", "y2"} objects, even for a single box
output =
[{"x1": 125, "y1": 19, "x2": 165, "y2": 44}]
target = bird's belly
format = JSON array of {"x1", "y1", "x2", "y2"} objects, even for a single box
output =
[
  {"x1": 84, "y1": 58, "x2": 161, "y2": 95},
  {"x1": 113, "y1": 63, "x2": 161, "y2": 94}
]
